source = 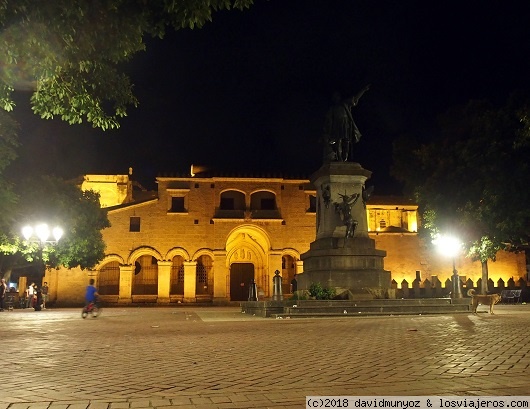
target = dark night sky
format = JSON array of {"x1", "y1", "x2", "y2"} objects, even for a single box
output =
[{"x1": 8, "y1": 0, "x2": 530, "y2": 194}]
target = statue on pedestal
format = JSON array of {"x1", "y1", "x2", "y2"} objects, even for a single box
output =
[{"x1": 323, "y1": 84, "x2": 370, "y2": 162}]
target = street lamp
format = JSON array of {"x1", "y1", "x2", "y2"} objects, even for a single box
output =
[
  {"x1": 433, "y1": 234, "x2": 463, "y2": 299},
  {"x1": 22, "y1": 223, "x2": 63, "y2": 244},
  {"x1": 21, "y1": 223, "x2": 63, "y2": 310}
]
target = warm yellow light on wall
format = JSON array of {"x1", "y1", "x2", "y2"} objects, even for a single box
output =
[{"x1": 408, "y1": 211, "x2": 418, "y2": 232}]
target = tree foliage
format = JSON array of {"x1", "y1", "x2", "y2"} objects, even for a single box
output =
[
  {"x1": 392, "y1": 94, "x2": 530, "y2": 265},
  {"x1": 0, "y1": 109, "x2": 19, "y2": 232},
  {"x1": 0, "y1": 175, "x2": 110, "y2": 277},
  {"x1": 0, "y1": 0, "x2": 254, "y2": 130}
]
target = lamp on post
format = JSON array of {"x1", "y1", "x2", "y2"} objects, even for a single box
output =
[
  {"x1": 433, "y1": 234, "x2": 463, "y2": 299},
  {"x1": 22, "y1": 223, "x2": 63, "y2": 245},
  {"x1": 21, "y1": 223, "x2": 63, "y2": 310}
]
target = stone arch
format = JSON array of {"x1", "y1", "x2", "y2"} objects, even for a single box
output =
[
  {"x1": 282, "y1": 248, "x2": 301, "y2": 261},
  {"x1": 226, "y1": 224, "x2": 271, "y2": 298},
  {"x1": 128, "y1": 246, "x2": 163, "y2": 265},
  {"x1": 281, "y1": 250, "x2": 300, "y2": 295},
  {"x1": 249, "y1": 188, "x2": 277, "y2": 196},
  {"x1": 191, "y1": 248, "x2": 215, "y2": 261},
  {"x1": 96, "y1": 254, "x2": 125, "y2": 270},
  {"x1": 128, "y1": 247, "x2": 161, "y2": 296},
  {"x1": 165, "y1": 247, "x2": 190, "y2": 262},
  {"x1": 249, "y1": 189, "x2": 277, "y2": 210},
  {"x1": 96, "y1": 255, "x2": 123, "y2": 296}
]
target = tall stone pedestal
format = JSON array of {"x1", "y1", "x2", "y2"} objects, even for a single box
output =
[{"x1": 299, "y1": 162, "x2": 391, "y2": 297}]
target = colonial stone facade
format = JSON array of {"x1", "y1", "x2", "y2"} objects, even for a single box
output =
[{"x1": 44, "y1": 173, "x2": 526, "y2": 306}]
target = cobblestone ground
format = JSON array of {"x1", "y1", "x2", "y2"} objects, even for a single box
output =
[{"x1": 0, "y1": 305, "x2": 529, "y2": 409}]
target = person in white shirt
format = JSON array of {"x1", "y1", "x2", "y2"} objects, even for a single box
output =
[{"x1": 26, "y1": 283, "x2": 35, "y2": 308}]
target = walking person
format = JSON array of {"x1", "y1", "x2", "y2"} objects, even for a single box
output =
[{"x1": 41, "y1": 282, "x2": 49, "y2": 309}]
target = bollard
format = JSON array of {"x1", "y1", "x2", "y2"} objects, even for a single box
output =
[
  {"x1": 248, "y1": 279, "x2": 258, "y2": 301},
  {"x1": 272, "y1": 270, "x2": 283, "y2": 301}
]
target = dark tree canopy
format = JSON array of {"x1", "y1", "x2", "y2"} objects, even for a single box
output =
[
  {"x1": 0, "y1": 0, "x2": 254, "y2": 129},
  {"x1": 392, "y1": 94, "x2": 530, "y2": 264}
]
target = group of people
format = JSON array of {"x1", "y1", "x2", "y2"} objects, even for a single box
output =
[
  {"x1": 0, "y1": 278, "x2": 97, "y2": 312},
  {"x1": 0, "y1": 279, "x2": 48, "y2": 311},
  {"x1": 24, "y1": 282, "x2": 49, "y2": 310}
]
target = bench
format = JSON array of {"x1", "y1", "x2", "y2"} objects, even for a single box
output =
[{"x1": 500, "y1": 289, "x2": 522, "y2": 303}]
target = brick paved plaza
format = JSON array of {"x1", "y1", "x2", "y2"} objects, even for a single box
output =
[{"x1": 0, "y1": 305, "x2": 529, "y2": 408}]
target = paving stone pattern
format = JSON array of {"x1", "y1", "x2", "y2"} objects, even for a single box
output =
[{"x1": 0, "y1": 305, "x2": 529, "y2": 408}]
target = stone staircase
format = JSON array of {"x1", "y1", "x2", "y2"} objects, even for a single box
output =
[{"x1": 241, "y1": 298, "x2": 471, "y2": 318}]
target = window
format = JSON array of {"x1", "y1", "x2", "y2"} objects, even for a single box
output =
[
  {"x1": 167, "y1": 189, "x2": 189, "y2": 214},
  {"x1": 220, "y1": 197, "x2": 234, "y2": 210},
  {"x1": 308, "y1": 195, "x2": 316, "y2": 212},
  {"x1": 130, "y1": 216, "x2": 140, "y2": 232},
  {"x1": 250, "y1": 191, "x2": 276, "y2": 210},
  {"x1": 219, "y1": 191, "x2": 245, "y2": 210},
  {"x1": 170, "y1": 196, "x2": 186, "y2": 212},
  {"x1": 261, "y1": 198, "x2": 275, "y2": 210}
]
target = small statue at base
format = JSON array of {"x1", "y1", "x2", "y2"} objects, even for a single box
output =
[{"x1": 335, "y1": 192, "x2": 360, "y2": 238}]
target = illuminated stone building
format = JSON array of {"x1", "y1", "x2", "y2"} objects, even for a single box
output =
[{"x1": 44, "y1": 173, "x2": 526, "y2": 305}]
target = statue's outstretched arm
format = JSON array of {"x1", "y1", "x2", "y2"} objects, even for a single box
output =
[{"x1": 352, "y1": 84, "x2": 370, "y2": 105}]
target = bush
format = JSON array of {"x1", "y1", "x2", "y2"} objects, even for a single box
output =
[{"x1": 308, "y1": 283, "x2": 336, "y2": 300}]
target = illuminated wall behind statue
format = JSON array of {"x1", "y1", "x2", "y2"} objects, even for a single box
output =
[{"x1": 43, "y1": 173, "x2": 527, "y2": 305}]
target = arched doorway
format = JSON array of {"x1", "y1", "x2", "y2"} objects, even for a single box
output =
[
  {"x1": 170, "y1": 255, "x2": 184, "y2": 296},
  {"x1": 196, "y1": 255, "x2": 213, "y2": 297},
  {"x1": 225, "y1": 225, "x2": 271, "y2": 299},
  {"x1": 230, "y1": 263, "x2": 254, "y2": 301},
  {"x1": 99, "y1": 261, "x2": 120, "y2": 295},
  {"x1": 132, "y1": 255, "x2": 158, "y2": 295},
  {"x1": 282, "y1": 255, "x2": 296, "y2": 294}
]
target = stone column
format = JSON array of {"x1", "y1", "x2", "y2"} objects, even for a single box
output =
[
  {"x1": 118, "y1": 264, "x2": 134, "y2": 304},
  {"x1": 213, "y1": 251, "x2": 229, "y2": 303},
  {"x1": 295, "y1": 260, "x2": 304, "y2": 275},
  {"x1": 157, "y1": 261, "x2": 172, "y2": 304},
  {"x1": 183, "y1": 261, "x2": 197, "y2": 303}
]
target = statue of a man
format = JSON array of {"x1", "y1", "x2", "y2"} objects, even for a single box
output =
[{"x1": 323, "y1": 84, "x2": 370, "y2": 162}]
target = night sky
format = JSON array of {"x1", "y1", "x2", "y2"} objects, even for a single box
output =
[{"x1": 7, "y1": 0, "x2": 530, "y2": 194}]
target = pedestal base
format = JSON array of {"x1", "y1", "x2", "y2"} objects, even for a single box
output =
[{"x1": 300, "y1": 236, "x2": 391, "y2": 296}]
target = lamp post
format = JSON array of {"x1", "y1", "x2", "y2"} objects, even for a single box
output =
[
  {"x1": 433, "y1": 234, "x2": 463, "y2": 299},
  {"x1": 21, "y1": 223, "x2": 63, "y2": 280},
  {"x1": 21, "y1": 223, "x2": 63, "y2": 310}
]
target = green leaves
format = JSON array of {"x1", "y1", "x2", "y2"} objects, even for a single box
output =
[
  {"x1": 2, "y1": 175, "x2": 111, "y2": 271},
  {"x1": 0, "y1": 0, "x2": 254, "y2": 129}
]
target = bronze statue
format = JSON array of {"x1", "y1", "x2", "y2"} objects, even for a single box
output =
[
  {"x1": 323, "y1": 84, "x2": 370, "y2": 162},
  {"x1": 334, "y1": 192, "x2": 360, "y2": 238}
]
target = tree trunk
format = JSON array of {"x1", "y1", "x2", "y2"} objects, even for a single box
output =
[{"x1": 480, "y1": 260, "x2": 489, "y2": 294}]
